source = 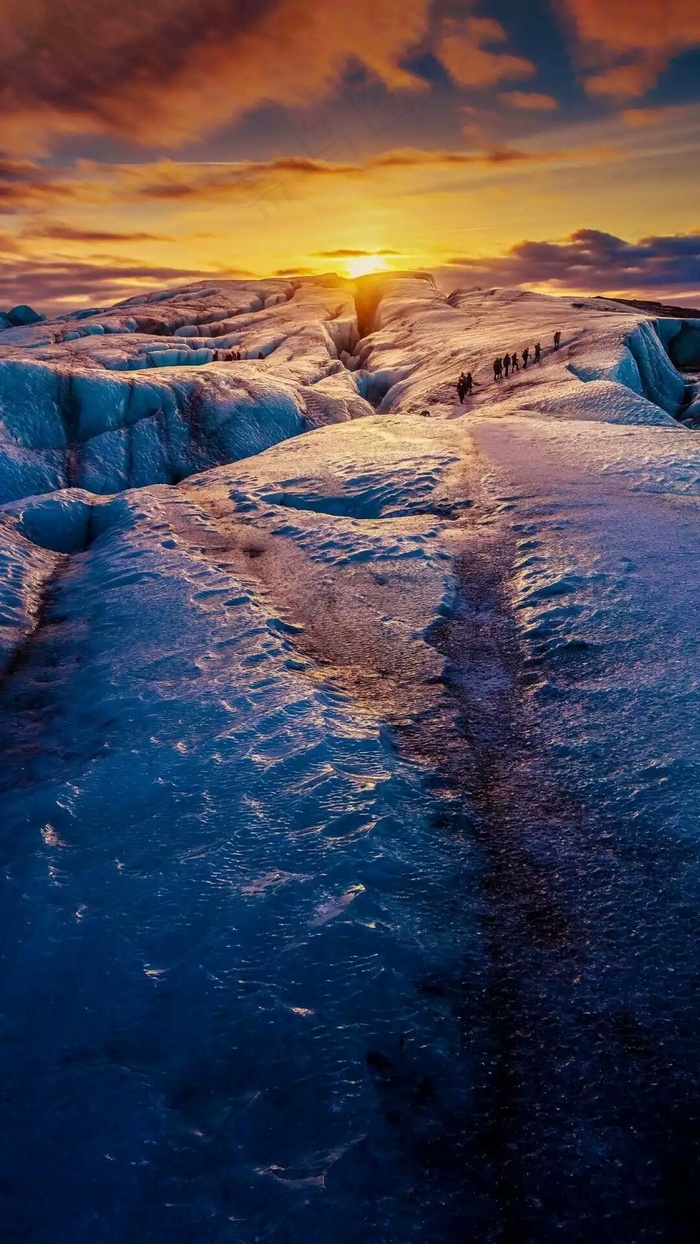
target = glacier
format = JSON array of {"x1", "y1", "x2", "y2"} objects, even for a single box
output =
[{"x1": 1, "y1": 274, "x2": 700, "y2": 1242}]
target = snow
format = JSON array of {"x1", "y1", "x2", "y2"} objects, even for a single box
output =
[{"x1": 1, "y1": 273, "x2": 700, "y2": 1240}]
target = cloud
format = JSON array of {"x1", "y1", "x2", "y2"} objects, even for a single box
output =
[
  {"x1": 0, "y1": 145, "x2": 603, "y2": 228},
  {"x1": 25, "y1": 223, "x2": 174, "y2": 244},
  {"x1": 559, "y1": 0, "x2": 700, "y2": 98},
  {"x1": 621, "y1": 104, "x2": 695, "y2": 128},
  {"x1": 0, "y1": 159, "x2": 80, "y2": 212},
  {"x1": 437, "y1": 16, "x2": 535, "y2": 89},
  {"x1": 0, "y1": 231, "x2": 22, "y2": 256},
  {"x1": 0, "y1": 0, "x2": 431, "y2": 153},
  {"x1": 313, "y1": 248, "x2": 401, "y2": 257},
  {"x1": 442, "y1": 228, "x2": 700, "y2": 298},
  {"x1": 500, "y1": 92, "x2": 558, "y2": 112},
  {"x1": 0, "y1": 255, "x2": 251, "y2": 314},
  {"x1": 10, "y1": 227, "x2": 700, "y2": 316},
  {"x1": 369, "y1": 145, "x2": 571, "y2": 170},
  {"x1": 0, "y1": 143, "x2": 620, "y2": 229},
  {"x1": 0, "y1": 154, "x2": 367, "y2": 218},
  {"x1": 584, "y1": 62, "x2": 662, "y2": 99},
  {"x1": 131, "y1": 147, "x2": 558, "y2": 197},
  {"x1": 80, "y1": 147, "x2": 578, "y2": 209},
  {"x1": 132, "y1": 155, "x2": 362, "y2": 202}
]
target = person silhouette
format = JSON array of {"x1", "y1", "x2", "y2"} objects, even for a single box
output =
[
  {"x1": 457, "y1": 372, "x2": 467, "y2": 403},
  {"x1": 554, "y1": 331, "x2": 562, "y2": 350},
  {"x1": 522, "y1": 346, "x2": 530, "y2": 369},
  {"x1": 494, "y1": 357, "x2": 503, "y2": 380},
  {"x1": 534, "y1": 342, "x2": 541, "y2": 363},
  {"x1": 511, "y1": 351, "x2": 519, "y2": 372},
  {"x1": 465, "y1": 371, "x2": 473, "y2": 395},
  {"x1": 503, "y1": 353, "x2": 511, "y2": 377}
]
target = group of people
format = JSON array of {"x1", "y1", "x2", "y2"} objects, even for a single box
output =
[
  {"x1": 456, "y1": 331, "x2": 562, "y2": 402},
  {"x1": 211, "y1": 348, "x2": 266, "y2": 362},
  {"x1": 494, "y1": 342, "x2": 538, "y2": 380}
]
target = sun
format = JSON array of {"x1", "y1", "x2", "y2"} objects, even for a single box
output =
[{"x1": 344, "y1": 255, "x2": 391, "y2": 279}]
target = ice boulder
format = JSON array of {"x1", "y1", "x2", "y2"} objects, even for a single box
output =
[{"x1": 7, "y1": 304, "x2": 45, "y2": 327}]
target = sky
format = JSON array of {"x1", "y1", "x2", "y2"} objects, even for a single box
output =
[{"x1": 1, "y1": 0, "x2": 699, "y2": 314}]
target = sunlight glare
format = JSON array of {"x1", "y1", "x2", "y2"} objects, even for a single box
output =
[{"x1": 344, "y1": 255, "x2": 391, "y2": 278}]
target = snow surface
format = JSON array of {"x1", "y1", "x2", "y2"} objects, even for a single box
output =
[{"x1": 2, "y1": 274, "x2": 700, "y2": 1242}]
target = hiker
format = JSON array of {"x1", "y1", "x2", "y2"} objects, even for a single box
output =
[
  {"x1": 465, "y1": 371, "x2": 473, "y2": 396},
  {"x1": 522, "y1": 346, "x2": 529, "y2": 369},
  {"x1": 554, "y1": 330, "x2": 561, "y2": 350},
  {"x1": 493, "y1": 357, "x2": 502, "y2": 381},
  {"x1": 503, "y1": 352, "x2": 511, "y2": 378},
  {"x1": 511, "y1": 351, "x2": 519, "y2": 372},
  {"x1": 534, "y1": 341, "x2": 541, "y2": 363},
  {"x1": 457, "y1": 372, "x2": 467, "y2": 403}
]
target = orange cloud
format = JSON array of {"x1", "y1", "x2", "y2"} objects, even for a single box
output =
[
  {"x1": 132, "y1": 156, "x2": 362, "y2": 202},
  {"x1": 437, "y1": 16, "x2": 535, "y2": 89},
  {"x1": 0, "y1": 159, "x2": 81, "y2": 212},
  {"x1": 369, "y1": 146, "x2": 551, "y2": 169},
  {"x1": 96, "y1": 148, "x2": 570, "y2": 207},
  {"x1": 499, "y1": 91, "x2": 558, "y2": 112},
  {"x1": 585, "y1": 61, "x2": 664, "y2": 99},
  {"x1": 1, "y1": 145, "x2": 620, "y2": 228},
  {"x1": 621, "y1": 104, "x2": 695, "y2": 128},
  {"x1": 0, "y1": 0, "x2": 431, "y2": 153},
  {"x1": 25, "y1": 223, "x2": 174, "y2": 244},
  {"x1": 559, "y1": 0, "x2": 700, "y2": 98},
  {"x1": 313, "y1": 248, "x2": 402, "y2": 257}
]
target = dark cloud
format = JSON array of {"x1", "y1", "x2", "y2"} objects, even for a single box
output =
[
  {"x1": 0, "y1": 158, "x2": 79, "y2": 212},
  {"x1": 0, "y1": 257, "x2": 250, "y2": 315},
  {"x1": 26, "y1": 223, "x2": 174, "y2": 244},
  {"x1": 0, "y1": 0, "x2": 431, "y2": 153},
  {"x1": 312, "y1": 248, "x2": 402, "y2": 257},
  {"x1": 442, "y1": 228, "x2": 700, "y2": 297},
  {"x1": 16, "y1": 226, "x2": 698, "y2": 317},
  {"x1": 0, "y1": 158, "x2": 37, "y2": 182}
]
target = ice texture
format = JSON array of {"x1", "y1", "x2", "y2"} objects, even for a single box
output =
[
  {"x1": 0, "y1": 277, "x2": 369, "y2": 502},
  {"x1": 2, "y1": 274, "x2": 700, "y2": 1242}
]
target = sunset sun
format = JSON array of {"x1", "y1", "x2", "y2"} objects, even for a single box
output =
[{"x1": 344, "y1": 254, "x2": 391, "y2": 279}]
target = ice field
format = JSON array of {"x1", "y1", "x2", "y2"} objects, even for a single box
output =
[{"x1": 1, "y1": 274, "x2": 700, "y2": 1241}]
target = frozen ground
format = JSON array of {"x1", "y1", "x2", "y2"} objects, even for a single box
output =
[{"x1": 1, "y1": 276, "x2": 700, "y2": 1242}]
